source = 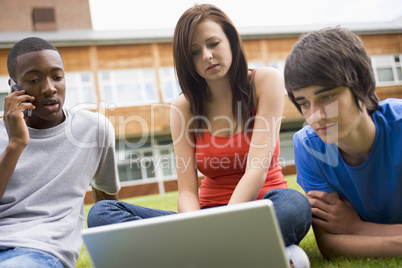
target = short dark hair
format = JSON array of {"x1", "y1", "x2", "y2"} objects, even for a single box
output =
[
  {"x1": 7, "y1": 37, "x2": 61, "y2": 80},
  {"x1": 284, "y1": 27, "x2": 379, "y2": 114}
]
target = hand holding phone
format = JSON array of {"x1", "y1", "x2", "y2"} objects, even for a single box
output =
[{"x1": 10, "y1": 79, "x2": 32, "y2": 117}]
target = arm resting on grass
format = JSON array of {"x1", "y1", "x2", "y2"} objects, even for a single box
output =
[
  {"x1": 308, "y1": 190, "x2": 402, "y2": 236},
  {"x1": 313, "y1": 225, "x2": 402, "y2": 258},
  {"x1": 308, "y1": 190, "x2": 402, "y2": 258}
]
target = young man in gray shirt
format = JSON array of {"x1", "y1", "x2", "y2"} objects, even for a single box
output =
[{"x1": 0, "y1": 37, "x2": 120, "y2": 268}]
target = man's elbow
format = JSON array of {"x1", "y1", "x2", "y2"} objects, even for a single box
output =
[
  {"x1": 313, "y1": 225, "x2": 341, "y2": 259},
  {"x1": 92, "y1": 188, "x2": 119, "y2": 202}
]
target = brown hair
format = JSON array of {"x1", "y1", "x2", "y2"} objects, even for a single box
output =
[
  {"x1": 284, "y1": 27, "x2": 379, "y2": 114},
  {"x1": 173, "y1": 4, "x2": 252, "y2": 134}
]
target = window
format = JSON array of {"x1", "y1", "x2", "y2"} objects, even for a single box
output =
[
  {"x1": 159, "y1": 67, "x2": 181, "y2": 102},
  {"x1": 0, "y1": 76, "x2": 9, "y2": 116},
  {"x1": 248, "y1": 61, "x2": 265, "y2": 69},
  {"x1": 269, "y1": 60, "x2": 287, "y2": 93},
  {"x1": 269, "y1": 60, "x2": 285, "y2": 74},
  {"x1": 279, "y1": 131, "x2": 296, "y2": 166},
  {"x1": 99, "y1": 68, "x2": 159, "y2": 107},
  {"x1": 118, "y1": 150, "x2": 155, "y2": 182},
  {"x1": 64, "y1": 72, "x2": 97, "y2": 109},
  {"x1": 32, "y1": 8, "x2": 57, "y2": 31},
  {"x1": 371, "y1": 55, "x2": 402, "y2": 85},
  {"x1": 116, "y1": 138, "x2": 176, "y2": 184}
]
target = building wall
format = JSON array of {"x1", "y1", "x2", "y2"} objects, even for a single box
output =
[
  {"x1": 2, "y1": 33, "x2": 397, "y2": 134},
  {"x1": 1, "y1": 32, "x2": 401, "y2": 203},
  {"x1": 0, "y1": 0, "x2": 92, "y2": 31}
]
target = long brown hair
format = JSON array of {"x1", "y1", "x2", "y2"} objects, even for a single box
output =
[{"x1": 173, "y1": 4, "x2": 253, "y2": 135}]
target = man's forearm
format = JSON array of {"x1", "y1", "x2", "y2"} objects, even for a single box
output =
[
  {"x1": 0, "y1": 142, "x2": 25, "y2": 199},
  {"x1": 314, "y1": 225, "x2": 402, "y2": 259},
  {"x1": 356, "y1": 221, "x2": 402, "y2": 237}
]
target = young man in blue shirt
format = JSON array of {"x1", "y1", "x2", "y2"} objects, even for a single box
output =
[{"x1": 284, "y1": 27, "x2": 402, "y2": 258}]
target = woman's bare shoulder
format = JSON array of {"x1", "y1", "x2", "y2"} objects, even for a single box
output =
[
  {"x1": 171, "y1": 94, "x2": 192, "y2": 117},
  {"x1": 254, "y1": 66, "x2": 283, "y2": 81}
]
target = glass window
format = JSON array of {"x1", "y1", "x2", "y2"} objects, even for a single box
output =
[
  {"x1": 81, "y1": 74, "x2": 90, "y2": 82},
  {"x1": 102, "y1": 72, "x2": 110, "y2": 81},
  {"x1": 144, "y1": 159, "x2": 156, "y2": 178},
  {"x1": 118, "y1": 165, "x2": 130, "y2": 182},
  {"x1": 103, "y1": 85, "x2": 114, "y2": 102},
  {"x1": 269, "y1": 61, "x2": 285, "y2": 74},
  {"x1": 248, "y1": 61, "x2": 265, "y2": 69},
  {"x1": 115, "y1": 138, "x2": 176, "y2": 184},
  {"x1": 0, "y1": 76, "x2": 9, "y2": 116},
  {"x1": 64, "y1": 72, "x2": 97, "y2": 109},
  {"x1": 130, "y1": 164, "x2": 143, "y2": 180},
  {"x1": 377, "y1": 68, "x2": 394, "y2": 82},
  {"x1": 397, "y1": 67, "x2": 402, "y2": 81},
  {"x1": 160, "y1": 149, "x2": 173, "y2": 176},
  {"x1": 159, "y1": 67, "x2": 181, "y2": 102},
  {"x1": 99, "y1": 68, "x2": 159, "y2": 107},
  {"x1": 117, "y1": 83, "x2": 139, "y2": 105},
  {"x1": 0, "y1": 93, "x2": 6, "y2": 114},
  {"x1": 268, "y1": 61, "x2": 287, "y2": 93},
  {"x1": 371, "y1": 54, "x2": 402, "y2": 85}
]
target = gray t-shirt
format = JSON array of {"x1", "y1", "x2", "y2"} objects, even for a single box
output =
[{"x1": 0, "y1": 107, "x2": 120, "y2": 268}]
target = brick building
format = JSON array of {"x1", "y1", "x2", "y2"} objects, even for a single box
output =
[{"x1": 0, "y1": 0, "x2": 401, "y2": 202}]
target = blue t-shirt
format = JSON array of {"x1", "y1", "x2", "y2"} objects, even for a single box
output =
[{"x1": 293, "y1": 98, "x2": 402, "y2": 224}]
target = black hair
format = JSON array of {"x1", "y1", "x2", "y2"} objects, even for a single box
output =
[{"x1": 7, "y1": 37, "x2": 61, "y2": 80}]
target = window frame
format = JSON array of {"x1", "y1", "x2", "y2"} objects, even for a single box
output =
[
  {"x1": 64, "y1": 71, "x2": 97, "y2": 109},
  {"x1": 371, "y1": 54, "x2": 402, "y2": 86},
  {"x1": 116, "y1": 140, "x2": 176, "y2": 186},
  {"x1": 159, "y1": 66, "x2": 181, "y2": 103},
  {"x1": 0, "y1": 76, "x2": 10, "y2": 116},
  {"x1": 99, "y1": 68, "x2": 159, "y2": 107}
]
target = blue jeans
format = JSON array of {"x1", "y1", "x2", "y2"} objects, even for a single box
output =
[
  {"x1": 88, "y1": 188, "x2": 311, "y2": 246},
  {"x1": 0, "y1": 247, "x2": 64, "y2": 268}
]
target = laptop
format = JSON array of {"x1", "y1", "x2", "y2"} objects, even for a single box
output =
[{"x1": 81, "y1": 199, "x2": 290, "y2": 268}]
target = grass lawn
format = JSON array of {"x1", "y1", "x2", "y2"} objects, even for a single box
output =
[{"x1": 76, "y1": 175, "x2": 402, "y2": 267}]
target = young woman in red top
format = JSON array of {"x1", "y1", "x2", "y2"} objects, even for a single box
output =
[
  {"x1": 170, "y1": 2, "x2": 310, "y2": 241},
  {"x1": 88, "y1": 4, "x2": 311, "y2": 266}
]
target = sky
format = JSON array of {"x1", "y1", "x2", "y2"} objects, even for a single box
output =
[{"x1": 89, "y1": 0, "x2": 402, "y2": 31}]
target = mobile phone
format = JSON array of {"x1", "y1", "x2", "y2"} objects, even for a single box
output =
[{"x1": 10, "y1": 79, "x2": 32, "y2": 116}]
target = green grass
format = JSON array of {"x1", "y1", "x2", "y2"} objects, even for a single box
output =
[{"x1": 76, "y1": 175, "x2": 402, "y2": 267}]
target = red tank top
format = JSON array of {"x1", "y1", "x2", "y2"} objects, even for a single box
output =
[{"x1": 196, "y1": 127, "x2": 287, "y2": 209}]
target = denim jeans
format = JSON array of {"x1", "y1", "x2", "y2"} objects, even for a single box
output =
[
  {"x1": 261, "y1": 188, "x2": 312, "y2": 245},
  {"x1": 0, "y1": 247, "x2": 64, "y2": 268},
  {"x1": 88, "y1": 188, "x2": 311, "y2": 246}
]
